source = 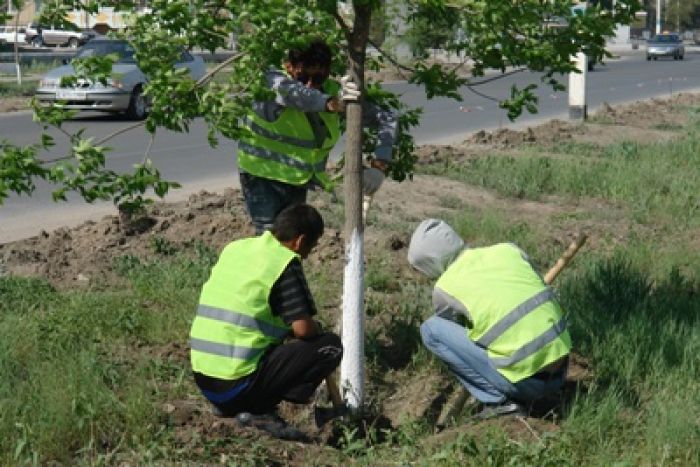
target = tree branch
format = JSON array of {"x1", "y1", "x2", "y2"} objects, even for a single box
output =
[
  {"x1": 468, "y1": 67, "x2": 526, "y2": 86},
  {"x1": 331, "y1": 9, "x2": 351, "y2": 37},
  {"x1": 195, "y1": 51, "x2": 245, "y2": 87},
  {"x1": 91, "y1": 51, "x2": 246, "y2": 146},
  {"x1": 143, "y1": 132, "x2": 155, "y2": 164},
  {"x1": 367, "y1": 38, "x2": 414, "y2": 74}
]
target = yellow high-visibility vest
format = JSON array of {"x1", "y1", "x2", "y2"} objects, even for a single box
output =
[
  {"x1": 237, "y1": 80, "x2": 341, "y2": 191},
  {"x1": 436, "y1": 243, "x2": 571, "y2": 383},
  {"x1": 190, "y1": 232, "x2": 295, "y2": 380}
]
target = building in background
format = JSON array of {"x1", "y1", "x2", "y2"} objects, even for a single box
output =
[{"x1": 5, "y1": 1, "x2": 150, "y2": 33}]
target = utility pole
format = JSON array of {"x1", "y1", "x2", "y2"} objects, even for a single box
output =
[
  {"x1": 569, "y1": 2, "x2": 587, "y2": 121},
  {"x1": 340, "y1": 2, "x2": 372, "y2": 411},
  {"x1": 656, "y1": 0, "x2": 662, "y2": 34},
  {"x1": 568, "y1": 52, "x2": 588, "y2": 121}
]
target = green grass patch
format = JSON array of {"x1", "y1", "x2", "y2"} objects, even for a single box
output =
[
  {"x1": 422, "y1": 133, "x2": 700, "y2": 228},
  {"x1": 0, "y1": 80, "x2": 37, "y2": 98}
]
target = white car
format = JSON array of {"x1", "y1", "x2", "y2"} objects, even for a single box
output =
[
  {"x1": 0, "y1": 25, "x2": 26, "y2": 44},
  {"x1": 35, "y1": 39, "x2": 206, "y2": 120}
]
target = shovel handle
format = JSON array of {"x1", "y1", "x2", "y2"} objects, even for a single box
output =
[
  {"x1": 543, "y1": 232, "x2": 587, "y2": 285},
  {"x1": 325, "y1": 372, "x2": 343, "y2": 409}
]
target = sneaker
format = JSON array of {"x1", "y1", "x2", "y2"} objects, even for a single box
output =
[
  {"x1": 234, "y1": 412, "x2": 308, "y2": 441},
  {"x1": 474, "y1": 400, "x2": 525, "y2": 420}
]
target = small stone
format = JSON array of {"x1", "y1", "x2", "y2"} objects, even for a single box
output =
[
  {"x1": 162, "y1": 403, "x2": 176, "y2": 414},
  {"x1": 76, "y1": 273, "x2": 89, "y2": 282}
]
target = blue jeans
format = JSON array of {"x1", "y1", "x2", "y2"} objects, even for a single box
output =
[
  {"x1": 239, "y1": 172, "x2": 308, "y2": 234},
  {"x1": 420, "y1": 315, "x2": 566, "y2": 404}
]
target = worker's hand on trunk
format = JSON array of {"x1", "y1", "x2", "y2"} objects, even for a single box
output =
[
  {"x1": 340, "y1": 75, "x2": 361, "y2": 102},
  {"x1": 362, "y1": 167, "x2": 385, "y2": 196}
]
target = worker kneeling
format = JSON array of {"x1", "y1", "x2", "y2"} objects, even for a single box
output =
[
  {"x1": 407, "y1": 219, "x2": 571, "y2": 420},
  {"x1": 190, "y1": 204, "x2": 342, "y2": 439}
]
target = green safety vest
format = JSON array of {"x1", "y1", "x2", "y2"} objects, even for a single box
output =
[
  {"x1": 237, "y1": 79, "x2": 341, "y2": 191},
  {"x1": 436, "y1": 243, "x2": 571, "y2": 383},
  {"x1": 190, "y1": 232, "x2": 296, "y2": 380}
]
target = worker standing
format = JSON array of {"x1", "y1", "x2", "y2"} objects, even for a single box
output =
[
  {"x1": 407, "y1": 219, "x2": 571, "y2": 419},
  {"x1": 189, "y1": 204, "x2": 342, "y2": 439},
  {"x1": 237, "y1": 39, "x2": 397, "y2": 233}
]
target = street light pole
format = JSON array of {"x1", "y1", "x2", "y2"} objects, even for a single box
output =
[{"x1": 656, "y1": 0, "x2": 662, "y2": 34}]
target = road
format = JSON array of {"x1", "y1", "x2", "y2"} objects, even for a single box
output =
[{"x1": 2, "y1": 51, "x2": 700, "y2": 242}]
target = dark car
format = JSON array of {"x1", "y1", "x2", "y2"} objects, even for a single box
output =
[{"x1": 646, "y1": 34, "x2": 685, "y2": 60}]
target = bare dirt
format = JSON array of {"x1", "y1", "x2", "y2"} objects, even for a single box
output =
[
  {"x1": 0, "y1": 92, "x2": 696, "y2": 458},
  {"x1": 0, "y1": 96, "x2": 30, "y2": 112}
]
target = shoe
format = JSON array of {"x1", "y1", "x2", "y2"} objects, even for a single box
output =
[
  {"x1": 211, "y1": 405, "x2": 225, "y2": 417},
  {"x1": 474, "y1": 400, "x2": 525, "y2": 420},
  {"x1": 234, "y1": 412, "x2": 308, "y2": 441}
]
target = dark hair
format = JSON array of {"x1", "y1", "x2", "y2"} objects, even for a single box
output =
[
  {"x1": 287, "y1": 48, "x2": 305, "y2": 66},
  {"x1": 271, "y1": 204, "x2": 324, "y2": 245},
  {"x1": 302, "y1": 40, "x2": 332, "y2": 69},
  {"x1": 288, "y1": 39, "x2": 332, "y2": 69}
]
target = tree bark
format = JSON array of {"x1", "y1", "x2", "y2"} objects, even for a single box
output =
[{"x1": 340, "y1": 1, "x2": 371, "y2": 410}]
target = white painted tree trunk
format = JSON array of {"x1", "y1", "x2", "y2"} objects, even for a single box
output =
[
  {"x1": 340, "y1": 1, "x2": 372, "y2": 411},
  {"x1": 340, "y1": 228, "x2": 365, "y2": 409}
]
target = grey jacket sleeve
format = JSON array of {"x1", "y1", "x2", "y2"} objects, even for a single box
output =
[
  {"x1": 432, "y1": 287, "x2": 474, "y2": 328},
  {"x1": 265, "y1": 69, "x2": 329, "y2": 113},
  {"x1": 361, "y1": 101, "x2": 398, "y2": 162}
]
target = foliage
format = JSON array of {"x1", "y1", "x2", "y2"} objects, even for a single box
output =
[{"x1": 1, "y1": 0, "x2": 639, "y2": 211}]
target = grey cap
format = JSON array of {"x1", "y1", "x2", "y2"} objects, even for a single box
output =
[{"x1": 407, "y1": 219, "x2": 465, "y2": 278}]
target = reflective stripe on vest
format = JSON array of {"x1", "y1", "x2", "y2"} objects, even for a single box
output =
[
  {"x1": 190, "y1": 232, "x2": 295, "y2": 380},
  {"x1": 190, "y1": 337, "x2": 265, "y2": 361},
  {"x1": 238, "y1": 141, "x2": 328, "y2": 173},
  {"x1": 237, "y1": 80, "x2": 341, "y2": 190},
  {"x1": 435, "y1": 243, "x2": 571, "y2": 383},
  {"x1": 196, "y1": 304, "x2": 290, "y2": 340},
  {"x1": 476, "y1": 287, "x2": 556, "y2": 347},
  {"x1": 490, "y1": 316, "x2": 567, "y2": 368}
]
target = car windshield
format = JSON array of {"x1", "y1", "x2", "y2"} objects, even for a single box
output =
[
  {"x1": 76, "y1": 41, "x2": 136, "y2": 63},
  {"x1": 651, "y1": 35, "x2": 679, "y2": 43}
]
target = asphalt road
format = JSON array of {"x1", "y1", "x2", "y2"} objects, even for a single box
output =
[{"x1": 2, "y1": 51, "x2": 700, "y2": 242}]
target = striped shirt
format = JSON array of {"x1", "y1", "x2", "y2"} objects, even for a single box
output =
[{"x1": 269, "y1": 258, "x2": 317, "y2": 324}]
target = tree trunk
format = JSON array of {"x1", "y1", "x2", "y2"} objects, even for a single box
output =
[{"x1": 340, "y1": 2, "x2": 372, "y2": 411}]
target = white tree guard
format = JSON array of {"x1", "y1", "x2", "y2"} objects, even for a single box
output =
[{"x1": 340, "y1": 228, "x2": 365, "y2": 409}]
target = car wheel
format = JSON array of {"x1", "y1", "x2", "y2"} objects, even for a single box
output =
[
  {"x1": 126, "y1": 85, "x2": 148, "y2": 120},
  {"x1": 646, "y1": 55, "x2": 651, "y2": 61},
  {"x1": 679, "y1": 55, "x2": 684, "y2": 60},
  {"x1": 653, "y1": 56, "x2": 658, "y2": 61},
  {"x1": 31, "y1": 36, "x2": 43, "y2": 48},
  {"x1": 68, "y1": 37, "x2": 79, "y2": 48}
]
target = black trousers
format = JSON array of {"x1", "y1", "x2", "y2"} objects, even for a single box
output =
[{"x1": 204, "y1": 332, "x2": 343, "y2": 415}]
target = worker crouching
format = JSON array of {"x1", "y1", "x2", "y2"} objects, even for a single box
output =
[
  {"x1": 407, "y1": 219, "x2": 571, "y2": 420},
  {"x1": 190, "y1": 204, "x2": 342, "y2": 439}
]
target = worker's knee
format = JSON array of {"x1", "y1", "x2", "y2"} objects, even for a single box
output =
[
  {"x1": 419, "y1": 316, "x2": 440, "y2": 347},
  {"x1": 316, "y1": 332, "x2": 343, "y2": 365}
]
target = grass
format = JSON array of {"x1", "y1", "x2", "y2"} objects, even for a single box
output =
[
  {"x1": 1, "y1": 106, "x2": 699, "y2": 464},
  {"x1": 421, "y1": 125, "x2": 700, "y2": 230},
  {"x1": 0, "y1": 59, "x2": 64, "y2": 77},
  {"x1": 0, "y1": 79, "x2": 37, "y2": 98}
]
